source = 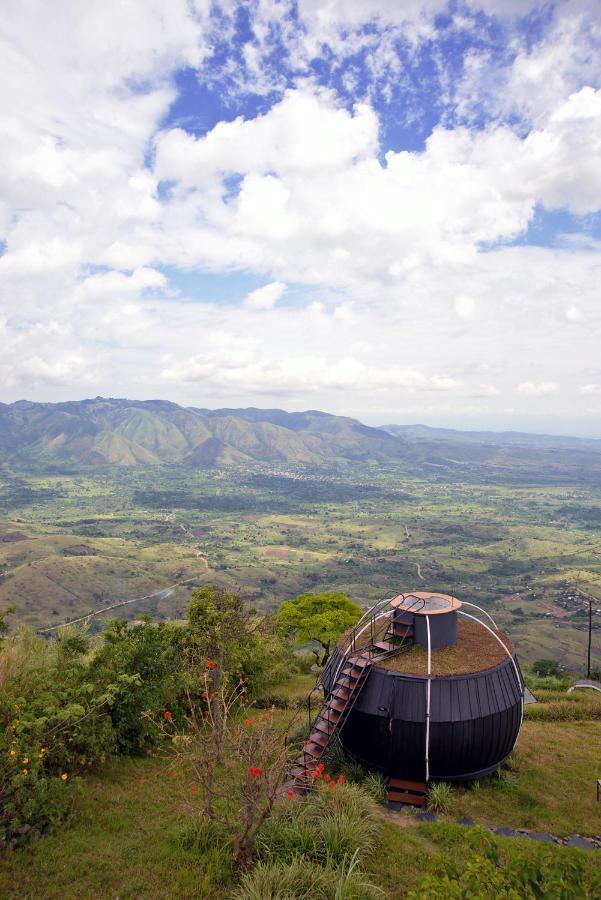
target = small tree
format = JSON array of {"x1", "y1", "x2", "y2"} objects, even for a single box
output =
[
  {"x1": 277, "y1": 592, "x2": 362, "y2": 665},
  {"x1": 153, "y1": 667, "x2": 294, "y2": 870},
  {"x1": 531, "y1": 658, "x2": 562, "y2": 678}
]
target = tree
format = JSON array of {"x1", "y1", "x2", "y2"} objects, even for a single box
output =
[
  {"x1": 277, "y1": 592, "x2": 363, "y2": 665},
  {"x1": 531, "y1": 658, "x2": 562, "y2": 678}
]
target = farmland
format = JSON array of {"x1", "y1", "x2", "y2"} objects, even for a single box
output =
[{"x1": 1, "y1": 461, "x2": 599, "y2": 670}]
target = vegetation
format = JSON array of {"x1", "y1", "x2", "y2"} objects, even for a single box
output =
[{"x1": 277, "y1": 591, "x2": 363, "y2": 664}]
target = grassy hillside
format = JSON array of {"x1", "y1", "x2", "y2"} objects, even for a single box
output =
[
  {"x1": 0, "y1": 399, "x2": 410, "y2": 469},
  {"x1": 0, "y1": 673, "x2": 599, "y2": 899}
]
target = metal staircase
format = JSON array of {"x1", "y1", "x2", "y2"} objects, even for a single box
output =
[{"x1": 288, "y1": 596, "x2": 425, "y2": 794}]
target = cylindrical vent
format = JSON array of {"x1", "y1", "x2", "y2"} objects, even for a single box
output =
[{"x1": 414, "y1": 610, "x2": 457, "y2": 649}]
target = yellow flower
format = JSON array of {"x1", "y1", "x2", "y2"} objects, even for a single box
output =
[
  {"x1": 22, "y1": 757, "x2": 29, "y2": 764},
  {"x1": 22, "y1": 768, "x2": 28, "y2": 776},
  {"x1": 9, "y1": 750, "x2": 16, "y2": 757},
  {"x1": 60, "y1": 773, "x2": 68, "y2": 781}
]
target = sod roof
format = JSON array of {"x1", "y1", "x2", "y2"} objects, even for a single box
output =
[{"x1": 375, "y1": 618, "x2": 513, "y2": 677}]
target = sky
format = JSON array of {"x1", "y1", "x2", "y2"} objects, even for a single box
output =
[{"x1": 1, "y1": 0, "x2": 601, "y2": 435}]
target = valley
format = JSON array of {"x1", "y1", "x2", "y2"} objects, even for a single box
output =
[{"x1": 1, "y1": 451, "x2": 599, "y2": 670}]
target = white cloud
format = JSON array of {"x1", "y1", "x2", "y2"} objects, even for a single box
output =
[
  {"x1": 517, "y1": 381, "x2": 559, "y2": 396},
  {"x1": 1, "y1": 1, "x2": 601, "y2": 432},
  {"x1": 244, "y1": 282, "x2": 287, "y2": 310},
  {"x1": 454, "y1": 295, "x2": 476, "y2": 319}
]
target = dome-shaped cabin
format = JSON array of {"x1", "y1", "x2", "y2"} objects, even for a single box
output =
[{"x1": 291, "y1": 591, "x2": 524, "y2": 802}]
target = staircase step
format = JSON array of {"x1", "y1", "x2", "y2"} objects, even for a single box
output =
[
  {"x1": 305, "y1": 731, "x2": 328, "y2": 748},
  {"x1": 388, "y1": 778, "x2": 428, "y2": 793},
  {"x1": 387, "y1": 790, "x2": 425, "y2": 807},
  {"x1": 326, "y1": 698, "x2": 346, "y2": 713},
  {"x1": 332, "y1": 687, "x2": 351, "y2": 701},
  {"x1": 314, "y1": 717, "x2": 337, "y2": 736},
  {"x1": 389, "y1": 623, "x2": 414, "y2": 637},
  {"x1": 335, "y1": 675, "x2": 358, "y2": 689},
  {"x1": 373, "y1": 640, "x2": 396, "y2": 653},
  {"x1": 342, "y1": 664, "x2": 365, "y2": 679},
  {"x1": 302, "y1": 742, "x2": 324, "y2": 758},
  {"x1": 348, "y1": 656, "x2": 370, "y2": 667}
]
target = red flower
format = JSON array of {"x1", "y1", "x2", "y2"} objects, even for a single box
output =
[
  {"x1": 190, "y1": 785, "x2": 199, "y2": 794},
  {"x1": 329, "y1": 781, "x2": 337, "y2": 789},
  {"x1": 337, "y1": 774, "x2": 346, "y2": 785},
  {"x1": 287, "y1": 790, "x2": 295, "y2": 799},
  {"x1": 164, "y1": 711, "x2": 173, "y2": 721},
  {"x1": 243, "y1": 718, "x2": 253, "y2": 726},
  {"x1": 207, "y1": 660, "x2": 215, "y2": 669},
  {"x1": 324, "y1": 773, "x2": 331, "y2": 782},
  {"x1": 248, "y1": 766, "x2": 262, "y2": 779}
]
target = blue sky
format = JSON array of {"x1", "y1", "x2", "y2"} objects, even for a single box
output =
[{"x1": 1, "y1": 1, "x2": 601, "y2": 434}]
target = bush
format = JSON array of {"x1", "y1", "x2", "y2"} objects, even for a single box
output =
[
  {"x1": 0, "y1": 626, "x2": 139, "y2": 845},
  {"x1": 361, "y1": 772, "x2": 387, "y2": 804},
  {"x1": 426, "y1": 782, "x2": 454, "y2": 814},
  {"x1": 234, "y1": 852, "x2": 385, "y2": 899},
  {"x1": 256, "y1": 783, "x2": 380, "y2": 867},
  {"x1": 409, "y1": 823, "x2": 599, "y2": 899}
]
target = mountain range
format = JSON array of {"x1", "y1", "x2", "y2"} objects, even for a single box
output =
[
  {"x1": 0, "y1": 398, "x2": 408, "y2": 467},
  {"x1": 2, "y1": 398, "x2": 601, "y2": 482}
]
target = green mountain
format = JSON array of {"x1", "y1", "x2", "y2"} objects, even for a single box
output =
[{"x1": 0, "y1": 398, "x2": 408, "y2": 468}]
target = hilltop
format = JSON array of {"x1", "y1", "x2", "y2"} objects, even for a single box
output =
[
  {"x1": 0, "y1": 399, "x2": 408, "y2": 468},
  {"x1": 3, "y1": 398, "x2": 601, "y2": 485}
]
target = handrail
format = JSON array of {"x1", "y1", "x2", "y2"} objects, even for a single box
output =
[{"x1": 425, "y1": 615, "x2": 431, "y2": 782}]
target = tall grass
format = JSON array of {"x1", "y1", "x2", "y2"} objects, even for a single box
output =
[{"x1": 256, "y1": 783, "x2": 381, "y2": 867}]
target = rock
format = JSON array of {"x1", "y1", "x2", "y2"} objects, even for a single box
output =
[
  {"x1": 566, "y1": 835, "x2": 595, "y2": 851},
  {"x1": 457, "y1": 817, "x2": 475, "y2": 826},
  {"x1": 527, "y1": 832, "x2": 557, "y2": 843},
  {"x1": 494, "y1": 826, "x2": 517, "y2": 837},
  {"x1": 414, "y1": 811, "x2": 437, "y2": 821}
]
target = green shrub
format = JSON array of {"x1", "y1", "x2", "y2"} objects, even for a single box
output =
[
  {"x1": 0, "y1": 626, "x2": 138, "y2": 845},
  {"x1": 256, "y1": 783, "x2": 380, "y2": 868},
  {"x1": 234, "y1": 856, "x2": 333, "y2": 899},
  {"x1": 234, "y1": 853, "x2": 385, "y2": 900},
  {"x1": 426, "y1": 782, "x2": 454, "y2": 814},
  {"x1": 361, "y1": 772, "x2": 387, "y2": 804},
  {"x1": 410, "y1": 823, "x2": 600, "y2": 899}
]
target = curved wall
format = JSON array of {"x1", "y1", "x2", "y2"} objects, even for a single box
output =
[{"x1": 326, "y1": 653, "x2": 523, "y2": 781}]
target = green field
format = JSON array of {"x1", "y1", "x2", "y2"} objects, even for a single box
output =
[
  {"x1": 1, "y1": 463, "x2": 600, "y2": 670},
  {"x1": 0, "y1": 673, "x2": 599, "y2": 899}
]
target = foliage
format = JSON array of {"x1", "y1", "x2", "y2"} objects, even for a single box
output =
[
  {"x1": 256, "y1": 783, "x2": 380, "y2": 867},
  {"x1": 0, "y1": 626, "x2": 139, "y2": 846},
  {"x1": 277, "y1": 592, "x2": 363, "y2": 665},
  {"x1": 90, "y1": 619, "x2": 188, "y2": 754},
  {"x1": 426, "y1": 781, "x2": 454, "y2": 814},
  {"x1": 154, "y1": 666, "x2": 294, "y2": 870},
  {"x1": 531, "y1": 659, "x2": 563, "y2": 678},
  {"x1": 234, "y1": 851, "x2": 385, "y2": 900},
  {"x1": 409, "y1": 823, "x2": 601, "y2": 899},
  {"x1": 187, "y1": 587, "x2": 293, "y2": 698},
  {"x1": 360, "y1": 772, "x2": 387, "y2": 804}
]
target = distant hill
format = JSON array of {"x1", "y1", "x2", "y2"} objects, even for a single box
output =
[
  {"x1": 0, "y1": 398, "x2": 408, "y2": 468},
  {"x1": 3, "y1": 399, "x2": 601, "y2": 482},
  {"x1": 381, "y1": 422, "x2": 601, "y2": 484}
]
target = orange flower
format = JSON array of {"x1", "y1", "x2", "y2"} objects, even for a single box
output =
[
  {"x1": 164, "y1": 710, "x2": 173, "y2": 721},
  {"x1": 207, "y1": 660, "x2": 215, "y2": 669},
  {"x1": 190, "y1": 785, "x2": 199, "y2": 794},
  {"x1": 243, "y1": 718, "x2": 253, "y2": 726}
]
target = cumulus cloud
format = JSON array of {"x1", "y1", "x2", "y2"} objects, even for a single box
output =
[
  {"x1": 1, "y1": 1, "x2": 600, "y2": 431},
  {"x1": 517, "y1": 381, "x2": 559, "y2": 396},
  {"x1": 244, "y1": 282, "x2": 287, "y2": 310}
]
